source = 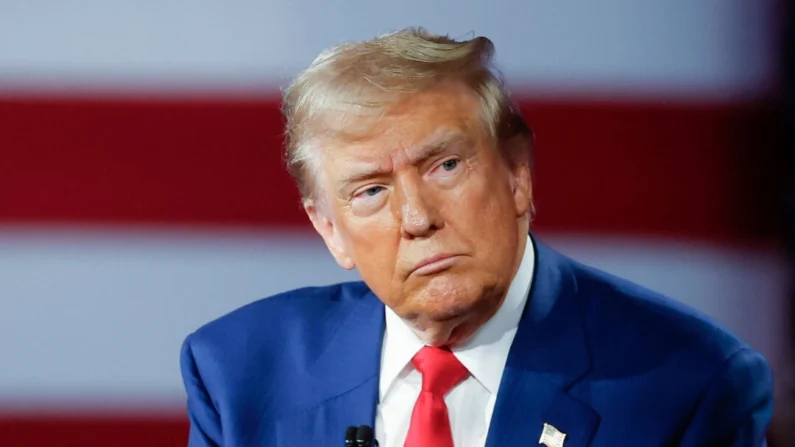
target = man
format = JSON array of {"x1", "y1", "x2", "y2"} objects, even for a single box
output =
[{"x1": 180, "y1": 28, "x2": 774, "y2": 446}]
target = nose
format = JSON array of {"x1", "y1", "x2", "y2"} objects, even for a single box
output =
[{"x1": 394, "y1": 172, "x2": 443, "y2": 239}]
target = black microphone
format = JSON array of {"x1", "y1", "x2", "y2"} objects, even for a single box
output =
[
  {"x1": 355, "y1": 425, "x2": 375, "y2": 447},
  {"x1": 344, "y1": 425, "x2": 377, "y2": 447},
  {"x1": 344, "y1": 426, "x2": 358, "y2": 446}
]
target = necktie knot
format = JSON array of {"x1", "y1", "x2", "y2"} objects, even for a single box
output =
[{"x1": 411, "y1": 346, "x2": 469, "y2": 396}]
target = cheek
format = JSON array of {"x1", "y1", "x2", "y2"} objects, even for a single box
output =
[
  {"x1": 445, "y1": 169, "x2": 515, "y2": 226},
  {"x1": 343, "y1": 217, "x2": 401, "y2": 278},
  {"x1": 438, "y1": 169, "x2": 519, "y2": 266}
]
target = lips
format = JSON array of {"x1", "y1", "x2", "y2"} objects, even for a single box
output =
[{"x1": 410, "y1": 254, "x2": 462, "y2": 276}]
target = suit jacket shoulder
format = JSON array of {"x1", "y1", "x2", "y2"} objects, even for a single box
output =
[
  {"x1": 553, "y1": 251, "x2": 773, "y2": 445},
  {"x1": 180, "y1": 281, "x2": 379, "y2": 445},
  {"x1": 569, "y1": 257, "x2": 752, "y2": 372},
  {"x1": 189, "y1": 281, "x2": 369, "y2": 359}
]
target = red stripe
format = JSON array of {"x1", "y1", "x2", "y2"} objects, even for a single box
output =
[
  {"x1": 0, "y1": 414, "x2": 188, "y2": 446},
  {"x1": 0, "y1": 95, "x2": 780, "y2": 242}
]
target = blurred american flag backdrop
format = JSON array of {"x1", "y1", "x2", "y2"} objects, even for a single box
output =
[{"x1": 0, "y1": 1, "x2": 792, "y2": 445}]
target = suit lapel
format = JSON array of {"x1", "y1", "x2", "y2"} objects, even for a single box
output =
[
  {"x1": 275, "y1": 288, "x2": 385, "y2": 447},
  {"x1": 485, "y1": 237, "x2": 601, "y2": 447},
  {"x1": 486, "y1": 371, "x2": 600, "y2": 447}
]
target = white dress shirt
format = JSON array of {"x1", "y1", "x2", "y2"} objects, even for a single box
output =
[{"x1": 375, "y1": 236, "x2": 535, "y2": 447}]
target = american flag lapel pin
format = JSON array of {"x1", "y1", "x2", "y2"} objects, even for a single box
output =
[{"x1": 539, "y1": 422, "x2": 566, "y2": 447}]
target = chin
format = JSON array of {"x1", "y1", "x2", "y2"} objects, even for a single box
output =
[
  {"x1": 392, "y1": 270, "x2": 501, "y2": 343},
  {"x1": 422, "y1": 271, "x2": 484, "y2": 306}
]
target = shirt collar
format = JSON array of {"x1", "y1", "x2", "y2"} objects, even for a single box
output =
[{"x1": 379, "y1": 235, "x2": 535, "y2": 399}]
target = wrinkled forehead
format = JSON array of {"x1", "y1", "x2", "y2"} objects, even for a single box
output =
[
  {"x1": 321, "y1": 89, "x2": 486, "y2": 160},
  {"x1": 329, "y1": 128, "x2": 470, "y2": 171}
]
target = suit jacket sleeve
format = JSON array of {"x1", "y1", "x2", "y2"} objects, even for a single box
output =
[
  {"x1": 181, "y1": 334, "x2": 224, "y2": 447},
  {"x1": 679, "y1": 348, "x2": 774, "y2": 447}
]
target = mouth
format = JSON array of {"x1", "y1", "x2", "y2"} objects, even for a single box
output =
[{"x1": 410, "y1": 254, "x2": 463, "y2": 276}]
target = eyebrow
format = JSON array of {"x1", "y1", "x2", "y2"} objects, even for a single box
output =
[{"x1": 336, "y1": 129, "x2": 469, "y2": 190}]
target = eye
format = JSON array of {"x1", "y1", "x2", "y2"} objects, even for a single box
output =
[
  {"x1": 350, "y1": 185, "x2": 388, "y2": 215},
  {"x1": 352, "y1": 185, "x2": 387, "y2": 202},
  {"x1": 441, "y1": 159, "x2": 459, "y2": 171},
  {"x1": 361, "y1": 186, "x2": 385, "y2": 197}
]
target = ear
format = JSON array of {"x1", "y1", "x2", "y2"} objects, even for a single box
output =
[
  {"x1": 304, "y1": 200, "x2": 356, "y2": 270},
  {"x1": 502, "y1": 136, "x2": 533, "y2": 217}
]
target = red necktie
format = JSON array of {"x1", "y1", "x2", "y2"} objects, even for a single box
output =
[{"x1": 403, "y1": 346, "x2": 469, "y2": 447}]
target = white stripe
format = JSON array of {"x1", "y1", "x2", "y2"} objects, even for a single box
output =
[
  {"x1": 0, "y1": 0, "x2": 776, "y2": 99},
  {"x1": 0, "y1": 227, "x2": 788, "y2": 407},
  {"x1": 0, "y1": 226, "x2": 358, "y2": 406}
]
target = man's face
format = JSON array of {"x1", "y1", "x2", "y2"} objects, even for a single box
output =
[{"x1": 306, "y1": 85, "x2": 533, "y2": 346}]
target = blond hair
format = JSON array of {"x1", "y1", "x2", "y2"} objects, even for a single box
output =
[{"x1": 282, "y1": 27, "x2": 531, "y2": 200}]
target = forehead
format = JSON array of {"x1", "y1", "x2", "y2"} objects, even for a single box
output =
[{"x1": 322, "y1": 86, "x2": 485, "y2": 164}]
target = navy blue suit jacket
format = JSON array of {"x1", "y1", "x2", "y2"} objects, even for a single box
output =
[{"x1": 180, "y1": 237, "x2": 773, "y2": 446}]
